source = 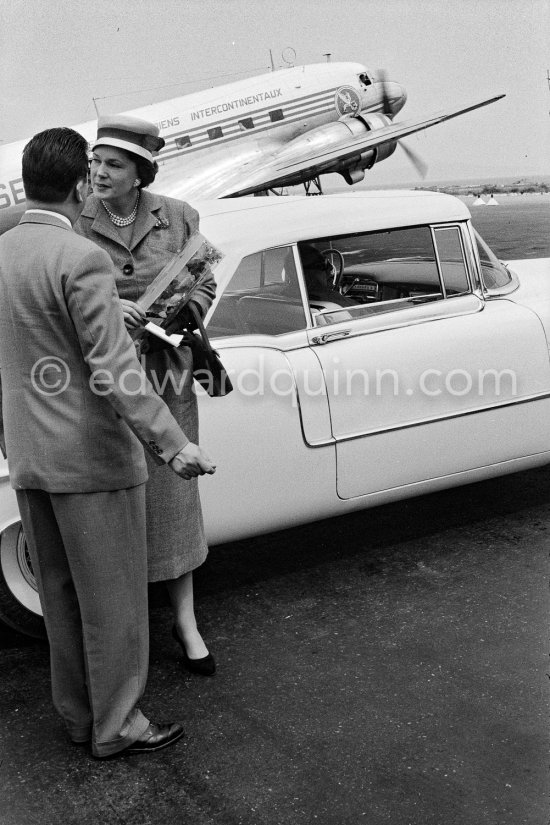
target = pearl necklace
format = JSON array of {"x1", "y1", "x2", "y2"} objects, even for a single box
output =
[{"x1": 101, "y1": 193, "x2": 140, "y2": 227}]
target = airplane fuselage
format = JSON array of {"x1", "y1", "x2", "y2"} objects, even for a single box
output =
[{"x1": 0, "y1": 62, "x2": 405, "y2": 205}]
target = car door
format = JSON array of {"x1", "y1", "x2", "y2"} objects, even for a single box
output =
[
  {"x1": 301, "y1": 224, "x2": 550, "y2": 499},
  {"x1": 201, "y1": 243, "x2": 335, "y2": 543}
]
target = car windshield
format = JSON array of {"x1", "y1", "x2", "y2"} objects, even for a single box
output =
[{"x1": 474, "y1": 229, "x2": 513, "y2": 290}]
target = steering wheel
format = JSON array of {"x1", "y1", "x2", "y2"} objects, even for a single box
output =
[{"x1": 321, "y1": 249, "x2": 345, "y2": 291}]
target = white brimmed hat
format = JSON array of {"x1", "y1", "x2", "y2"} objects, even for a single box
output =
[{"x1": 93, "y1": 115, "x2": 165, "y2": 163}]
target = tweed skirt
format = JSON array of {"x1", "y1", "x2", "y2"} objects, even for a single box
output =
[{"x1": 143, "y1": 345, "x2": 208, "y2": 582}]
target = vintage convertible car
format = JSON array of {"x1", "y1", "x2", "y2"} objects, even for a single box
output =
[{"x1": 1, "y1": 190, "x2": 550, "y2": 637}]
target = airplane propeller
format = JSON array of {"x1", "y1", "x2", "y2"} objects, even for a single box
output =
[
  {"x1": 379, "y1": 70, "x2": 428, "y2": 179},
  {"x1": 379, "y1": 70, "x2": 394, "y2": 119},
  {"x1": 398, "y1": 139, "x2": 429, "y2": 179}
]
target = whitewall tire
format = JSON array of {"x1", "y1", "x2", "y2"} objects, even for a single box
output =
[{"x1": 0, "y1": 522, "x2": 46, "y2": 639}]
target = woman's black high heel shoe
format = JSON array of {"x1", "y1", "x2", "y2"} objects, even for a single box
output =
[{"x1": 171, "y1": 625, "x2": 216, "y2": 676}]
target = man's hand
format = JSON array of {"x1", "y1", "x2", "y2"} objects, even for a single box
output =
[
  {"x1": 169, "y1": 442, "x2": 216, "y2": 480},
  {"x1": 120, "y1": 298, "x2": 146, "y2": 330}
]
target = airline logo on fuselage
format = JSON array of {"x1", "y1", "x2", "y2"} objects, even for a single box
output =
[
  {"x1": 335, "y1": 86, "x2": 361, "y2": 117},
  {"x1": 190, "y1": 88, "x2": 283, "y2": 121}
]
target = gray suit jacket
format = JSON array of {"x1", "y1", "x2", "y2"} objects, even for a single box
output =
[{"x1": 0, "y1": 212, "x2": 188, "y2": 493}]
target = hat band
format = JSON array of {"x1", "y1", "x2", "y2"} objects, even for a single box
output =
[{"x1": 93, "y1": 135, "x2": 155, "y2": 164}]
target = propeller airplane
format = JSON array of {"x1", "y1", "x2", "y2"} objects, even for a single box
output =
[{"x1": 0, "y1": 60, "x2": 504, "y2": 211}]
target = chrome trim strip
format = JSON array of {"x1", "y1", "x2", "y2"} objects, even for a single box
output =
[
  {"x1": 302, "y1": 389, "x2": 550, "y2": 448},
  {"x1": 307, "y1": 293, "x2": 485, "y2": 340}
]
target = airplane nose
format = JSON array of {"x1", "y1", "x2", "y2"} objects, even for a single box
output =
[
  {"x1": 388, "y1": 82, "x2": 407, "y2": 114},
  {"x1": 365, "y1": 71, "x2": 407, "y2": 116},
  {"x1": 376, "y1": 80, "x2": 407, "y2": 116}
]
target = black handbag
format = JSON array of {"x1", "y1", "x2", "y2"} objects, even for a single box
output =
[
  {"x1": 178, "y1": 303, "x2": 233, "y2": 397},
  {"x1": 143, "y1": 301, "x2": 233, "y2": 397}
]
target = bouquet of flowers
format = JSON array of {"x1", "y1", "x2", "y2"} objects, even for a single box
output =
[{"x1": 131, "y1": 232, "x2": 223, "y2": 348}]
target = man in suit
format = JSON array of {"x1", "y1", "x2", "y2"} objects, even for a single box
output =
[{"x1": 0, "y1": 127, "x2": 216, "y2": 758}]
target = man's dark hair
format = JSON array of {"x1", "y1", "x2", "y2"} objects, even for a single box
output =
[{"x1": 22, "y1": 127, "x2": 89, "y2": 203}]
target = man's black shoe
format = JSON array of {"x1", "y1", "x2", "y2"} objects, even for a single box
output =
[{"x1": 122, "y1": 722, "x2": 184, "y2": 754}]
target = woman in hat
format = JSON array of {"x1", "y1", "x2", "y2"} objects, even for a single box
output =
[{"x1": 75, "y1": 115, "x2": 217, "y2": 676}]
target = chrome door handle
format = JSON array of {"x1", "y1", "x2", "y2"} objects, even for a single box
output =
[{"x1": 311, "y1": 329, "x2": 351, "y2": 345}]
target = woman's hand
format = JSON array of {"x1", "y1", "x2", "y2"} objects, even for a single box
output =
[{"x1": 119, "y1": 299, "x2": 146, "y2": 330}]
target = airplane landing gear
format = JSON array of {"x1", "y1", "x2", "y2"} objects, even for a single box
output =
[{"x1": 304, "y1": 177, "x2": 323, "y2": 195}]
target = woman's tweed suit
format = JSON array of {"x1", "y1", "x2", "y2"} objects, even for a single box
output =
[{"x1": 76, "y1": 190, "x2": 216, "y2": 581}]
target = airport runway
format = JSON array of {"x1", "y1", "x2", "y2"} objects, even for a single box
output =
[{"x1": 0, "y1": 464, "x2": 548, "y2": 825}]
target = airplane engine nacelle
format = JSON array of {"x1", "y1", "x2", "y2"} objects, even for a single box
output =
[
  {"x1": 357, "y1": 113, "x2": 398, "y2": 166},
  {"x1": 279, "y1": 115, "x2": 374, "y2": 168},
  {"x1": 331, "y1": 113, "x2": 397, "y2": 185},
  {"x1": 267, "y1": 114, "x2": 397, "y2": 189}
]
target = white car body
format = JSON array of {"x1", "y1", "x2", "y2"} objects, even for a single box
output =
[
  {"x1": 196, "y1": 192, "x2": 550, "y2": 542},
  {"x1": 1, "y1": 190, "x2": 550, "y2": 634}
]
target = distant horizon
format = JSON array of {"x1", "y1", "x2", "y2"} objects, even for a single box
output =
[
  {"x1": 411, "y1": 173, "x2": 550, "y2": 186},
  {"x1": 321, "y1": 172, "x2": 550, "y2": 195},
  {"x1": 363, "y1": 173, "x2": 550, "y2": 188}
]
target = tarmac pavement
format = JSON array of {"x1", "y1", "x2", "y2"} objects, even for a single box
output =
[{"x1": 0, "y1": 464, "x2": 548, "y2": 825}]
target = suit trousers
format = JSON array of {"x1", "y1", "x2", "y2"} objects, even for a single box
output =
[{"x1": 16, "y1": 485, "x2": 151, "y2": 757}]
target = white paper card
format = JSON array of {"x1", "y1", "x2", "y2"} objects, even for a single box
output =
[{"x1": 144, "y1": 322, "x2": 184, "y2": 347}]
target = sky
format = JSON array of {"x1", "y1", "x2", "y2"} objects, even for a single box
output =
[{"x1": 0, "y1": 0, "x2": 548, "y2": 185}]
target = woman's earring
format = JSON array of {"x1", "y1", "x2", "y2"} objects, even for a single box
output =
[{"x1": 134, "y1": 179, "x2": 141, "y2": 187}]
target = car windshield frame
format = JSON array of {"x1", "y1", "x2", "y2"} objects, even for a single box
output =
[{"x1": 472, "y1": 228, "x2": 519, "y2": 295}]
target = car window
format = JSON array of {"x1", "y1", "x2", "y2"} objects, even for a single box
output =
[
  {"x1": 473, "y1": 229, "x2": 515, "y2": 291},
  {"x1": 207, "y1": 246, "x2": 307, "y2": 338},
  {"x1": 301, "y1": 225, "x2": 473, "y2": 327},
  {"x1": 433, "y1": 227, "x2": 470, "y2": 295},
  {"x1": 305, "y1": 226, "x2": 442, "y2": 325}
]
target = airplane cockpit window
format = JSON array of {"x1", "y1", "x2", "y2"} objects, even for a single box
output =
[{"x1": 358, "y1": 73, "x2": 372, "y2": 88}]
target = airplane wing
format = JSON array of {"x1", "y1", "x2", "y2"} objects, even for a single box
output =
[{"x1": 219, "y1": 94, "x2": 505, "y2": 197}]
